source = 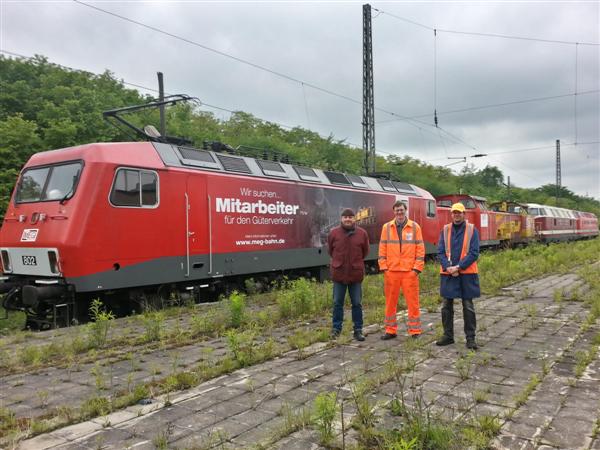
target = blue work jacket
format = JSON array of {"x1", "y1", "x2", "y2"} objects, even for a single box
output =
[{"x1": 437, "y1": 222, "x2": 481, "y2": 299}]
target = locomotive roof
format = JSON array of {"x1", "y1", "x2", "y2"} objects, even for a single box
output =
[
  {"x1": 525, "y1": 203, "x2": 577, "y2": 219},
  {"x1": 153, "y1": 142, "x2": 434, "y2": 198},
  {"x1": 24, "y1": 142, "x2": 434, "y2": 200},
  {"x1": 26, "y1": 142, "x2": 165, "y2": 169},
  {"x1": 435, "y1": 193, "x2": 487, "y2": 202}
]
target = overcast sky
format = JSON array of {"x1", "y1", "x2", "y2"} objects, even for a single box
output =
[{"x1": 2, "y1": 1, "x2": 599, "y2": 199}]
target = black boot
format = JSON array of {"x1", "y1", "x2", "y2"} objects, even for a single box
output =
[
  {"x1": 436, "y1": 298, "x2": 454, "y2": 346},
  {"x1": 436, "y1": 335, "x2": 455, "y2": 346},
  {"x1": 466, "y1": 339, "x2": 478, "y2": 350},
  {"x1": 353, "y1": 330, "x2": 365, "y2": 341},
  {"x1": 462, "y1": 298, "x2": 477, "y2": 343}
]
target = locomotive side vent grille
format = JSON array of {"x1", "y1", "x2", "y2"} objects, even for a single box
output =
[
  {"x1": 217, "y1": 155, "x2": 253, "y2": 174},
  {"x1": 178, "y1": 147, "x2": 215, "y2": 163},
  {"x1": 324, "y1": 171, "x2": 351, "y2": 186},
  {"x1": 377, "y1": 179, "x2": 397, "y2": 192},
  {"x1": 347, "y1": 174, "x2": 368, "y2": 188},
  {"x1": 392, "y1": 181, "x2": 416, "y2": 195},
  {"x1": 293, "y1": 166, "x2": 321, "y2": 182},
  {"x1": 257, "y1": 160, "x2": 288, "y2": 177}
]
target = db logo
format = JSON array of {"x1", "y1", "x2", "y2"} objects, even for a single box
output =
[{"x1": 21, "y1": 229, "x2": 39, "y2": 242}]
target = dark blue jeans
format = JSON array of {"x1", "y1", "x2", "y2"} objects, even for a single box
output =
[{"x1": 332, "y1": 282, "x2": 363, "y2": 332}]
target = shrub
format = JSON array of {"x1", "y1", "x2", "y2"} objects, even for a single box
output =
[
  {"x1": 313, "y1": 392, "x2": 338, "y2": 445},
  {"x1": 228, "y1": 291, "x2": 246, "y2": 328},
  {"x1": 87, "y1": 299, "x2": 115, "y2": 348}
]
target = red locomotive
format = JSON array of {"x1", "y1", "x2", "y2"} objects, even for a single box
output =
[
  {"x1": 435, "y1": 194, "x2": 535, "y2": 247},
  {"x1": 0, "y1": 140, "x2": 439, "y2": 328},
  {"x1": 526, "y1": 203, "x2": 598, "y2": 242}
]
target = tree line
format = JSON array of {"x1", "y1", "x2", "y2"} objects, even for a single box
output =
[{"x1": 1, "y1": 55, "x2": 598, "y2": 219}]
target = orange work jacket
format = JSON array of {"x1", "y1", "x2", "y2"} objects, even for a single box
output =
[
  {"x1": 378, "y1": 219, "x2": 425, "y2": 272},
  {"x1": 440, "y1": 222, "x2": 479, "y2": 275}
]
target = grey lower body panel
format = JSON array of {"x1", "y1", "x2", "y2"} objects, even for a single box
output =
[{"x1": 68, "y1": 241, "x2": 440, "y2": 293}]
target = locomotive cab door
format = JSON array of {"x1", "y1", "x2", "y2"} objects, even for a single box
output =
[{"x1": 185, "y1": 175, "x2": 209, "y2": 278}]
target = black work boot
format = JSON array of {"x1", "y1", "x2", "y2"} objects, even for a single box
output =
[
  {"x1": 380, "y1": 333, "x2": 397, "y2": 340},
  {"x1": 353, "y1": 330, "x2": 365, "y2": 341},
  {"x1": 466, "y1": 339, "x2": 478, "y2": 350},
  {"x1": 436, "y1": 335, "x2": 455, "y2": 346},
  {"x1": 437, "y1": 298, "x2": 455, "y2": 346}
]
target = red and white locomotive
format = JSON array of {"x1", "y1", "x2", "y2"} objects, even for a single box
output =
[
  {"x1": 0, "y1": 140, "x2": 438, "y2": 328},
  {"x1": 526, "y1": 203, "x2": 599, "y2": 242}
]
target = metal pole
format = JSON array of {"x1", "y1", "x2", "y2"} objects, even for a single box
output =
[
  {"x1": 507, "y1": 176, "x2": 511, "y2": 201},
  {"x1": 556, "y1": 139, "x2": 561, "y2": 205},
  {"x1": 158, "y1": 72, "x2": 165, "y2": 136},
  {"x1": 363, "y1": 4, "x2": 375, "y2": 175}
]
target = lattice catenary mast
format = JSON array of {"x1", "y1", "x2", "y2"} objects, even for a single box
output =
[{"x1": 362, "y1": 4, "x2": 376, "y2": 175}]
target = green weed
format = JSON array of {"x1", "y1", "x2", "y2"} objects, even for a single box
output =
[
  {"x1": 312, "y1": 391, "x2": 338, "y2": 445},
  {"x1": 227, "y1": 290, "x2": 246, "y2": 328},
  {"x1": 140, "y1": 311, "x2": 164, "y2": 342},
  {"x1": 513, "y1": 373, "x2": 540, "y2": 407},
  {"x1": 87, "y1": 299, "x2": 115, "y2": 349}
]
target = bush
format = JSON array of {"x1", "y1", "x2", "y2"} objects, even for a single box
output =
[{"x1": 277, "y1": 278, "x2": 316, "y2": 319}]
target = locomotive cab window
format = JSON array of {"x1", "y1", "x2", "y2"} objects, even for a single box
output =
[
  {"x1": 110, "y1": 168, "x2": 159, "y2": 208},
  {"x1": 16, "y1": 161, "x2": 83, "y2": 203},
  {"x1": 460, "y1": 199, "x2": 476, "y2": 209},
  {"x1": 427, "y1": 200, "x2": 436, "y2": 218}
]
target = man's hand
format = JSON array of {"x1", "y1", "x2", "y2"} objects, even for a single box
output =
[{"x1": 447, "y1": 265, "x2": 460, "y2": 276}]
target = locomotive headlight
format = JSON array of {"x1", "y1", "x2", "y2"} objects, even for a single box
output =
[
  {"x1": 47, "y1": 250, "x2": 61, "y2": 275},
  {"x1": 1, "y1": 250, "x2": 12, "y2": 273}
]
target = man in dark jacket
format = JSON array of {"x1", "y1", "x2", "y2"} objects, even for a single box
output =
[
  {"x1": 327, "y1": 208, "x2": 370, "y2": 341},
  {"x1": 436, "y1": 203, "x2": 481, "y2": 350}
]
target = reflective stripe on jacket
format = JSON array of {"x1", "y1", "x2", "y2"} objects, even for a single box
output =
[
  {"x1": 378, "y1": 219, "x2": 425, "y2": 272},
  {"x1": 439, "y1": 222, "x2": 478, "y2": 275}
]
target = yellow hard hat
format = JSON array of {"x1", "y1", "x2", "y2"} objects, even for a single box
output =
[{"x1": 451, "y1": 203, "x2": 466, "y2": 212}]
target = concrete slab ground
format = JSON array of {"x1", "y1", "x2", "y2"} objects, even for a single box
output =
[{"x1": 5, "y1": 270, "x2": 600, "y2": 450}]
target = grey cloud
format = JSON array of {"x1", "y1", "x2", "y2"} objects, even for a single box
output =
[{"x1": 2, "y1": 1, "x2": 598, "y2": 198}]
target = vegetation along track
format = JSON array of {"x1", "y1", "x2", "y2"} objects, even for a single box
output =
[{"x1": 0, "y1": 239, "x2": 598, "y2": 448}]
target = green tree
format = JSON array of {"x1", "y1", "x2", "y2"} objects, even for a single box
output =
[{"x1": 1, "y1": 54, "x2": 598, "y2": 220}]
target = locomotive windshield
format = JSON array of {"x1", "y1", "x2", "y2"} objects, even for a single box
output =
[{"x1": 16, "y1": 161, "x2": 83, "y2": 203}]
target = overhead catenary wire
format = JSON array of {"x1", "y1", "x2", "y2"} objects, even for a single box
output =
[
  {"x1": 0, "y1": 49, "x2": 371, "y2": 149},
  {"x1": 371, "y1": 5, "x2": 598, "y2": 169},
  {"x1": 0, "y1": 49, "x2": 459, "y2": 163},
  {"x1": 301, "y1": 82, "x2": 312, "y2": 131},
  {"x1": 3, "y1": 49, "x2": 598, "y2": 165},
  {"x1": 372, "y1": 7, "x2": 600, "y2": 46},
  {"x1": 487, "y1": 156, "x2": 550, "y2": 187},
  {"x1": 376, "y1": 90, "x2": 600, "y2": 124},
  {"x1": 71, "y1": 0, "x2": 475, "y2": 152},
  {"x1": 5, "y1": 51, "x2": 597, "y2": 193},
  {"x1": 422, "y1": 141, "x2": 599, "y2": 163}
]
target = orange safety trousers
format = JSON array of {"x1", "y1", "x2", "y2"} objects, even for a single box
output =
[{"x1": 384, "y1": 271, "x2": 421, "y2": 335}]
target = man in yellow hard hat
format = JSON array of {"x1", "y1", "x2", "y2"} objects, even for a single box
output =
[{"x1": 436, "y1": 202, "x2": 481, "y2": 350}]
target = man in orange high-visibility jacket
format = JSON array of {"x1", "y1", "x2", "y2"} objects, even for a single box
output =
[{"x1": 378, "y1": 200, "x2": 425, "y2": 340}]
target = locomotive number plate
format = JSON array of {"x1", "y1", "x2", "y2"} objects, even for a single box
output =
[{"x1": 22, "y1": 255, "x2": 37, "y2": 266}]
